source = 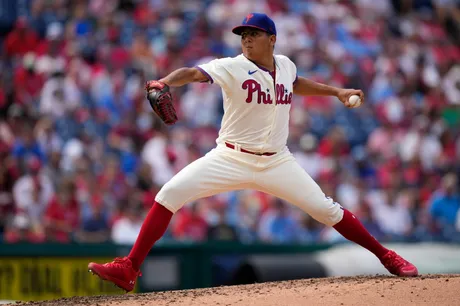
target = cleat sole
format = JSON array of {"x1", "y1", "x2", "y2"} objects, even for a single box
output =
[{"x1": 87, "y1": 266, "x2": 132, "y2": 293}]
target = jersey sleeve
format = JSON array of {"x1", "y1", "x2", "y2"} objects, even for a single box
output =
[{"x1": 196, "y1": 58, "x2": 234, "y2": 89}]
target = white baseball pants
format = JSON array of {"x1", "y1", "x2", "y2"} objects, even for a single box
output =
[{"x1": 155, "y1": 143, "x2": 344, "y2": 226}]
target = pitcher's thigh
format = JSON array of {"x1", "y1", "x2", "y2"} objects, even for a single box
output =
[
  {"x1": 155, "y1": 151, "x2": 251, "y2": 213},
  {"x1": 256, "y1": 160, "x2": 343, "y2": 226}
]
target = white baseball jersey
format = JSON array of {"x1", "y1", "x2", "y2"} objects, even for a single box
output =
[{"x1": 197, "y1": 54, "x2": 298, "y2": 153}]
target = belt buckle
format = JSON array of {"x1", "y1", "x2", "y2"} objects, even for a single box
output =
[{"x1": 254, "y1": 152, "x2": 264, "y2": 156}]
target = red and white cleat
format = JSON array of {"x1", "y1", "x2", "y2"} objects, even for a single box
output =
[
  {"x1": 88, "y1": 257, "x2": 141, "y2": 292},
  {"x1": 380, "y1": 250, "x2": 419, "y2": 277}
]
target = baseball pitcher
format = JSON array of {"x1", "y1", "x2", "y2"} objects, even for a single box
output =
[{"x1": 89, "y1": 13, "x2": 418, "y2": 292}]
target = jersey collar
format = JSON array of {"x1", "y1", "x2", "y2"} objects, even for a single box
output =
[{"x1": 242, "y1": 54, "x2": 277, "y2": 73}]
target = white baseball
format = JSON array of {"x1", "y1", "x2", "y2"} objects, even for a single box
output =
[{"x1": 348, "y1": 95, "x2": 362, "y2": 108}]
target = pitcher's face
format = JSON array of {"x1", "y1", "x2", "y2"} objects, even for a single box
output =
[{"x1": 240, "y1": 29, "x2": 275, "y2": 60}]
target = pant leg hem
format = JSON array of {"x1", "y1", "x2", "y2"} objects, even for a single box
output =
[{"x1": 154, "y1": 197, "x2": 178, "y2": 214}]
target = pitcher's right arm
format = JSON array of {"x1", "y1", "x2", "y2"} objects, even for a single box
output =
[{"x1": 159, "y1": 68, "x2": 209, "y2": 87}]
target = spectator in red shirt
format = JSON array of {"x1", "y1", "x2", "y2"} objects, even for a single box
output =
[
  {"x1": 4, "y1": 17, "x2": 40, "y2": 58},
  {"x1": 44, "y1": 178, "x2": 79, "y2": 243},
  {"x1": 172, "y1": 202, "x2": 209, "y2": 242},
  {"x1": 34, "y1": 22, "x2": 67, "y2": 77},
  {"x1": 317, "y1": 126, "x2": 350, "y2": 158},
  {"x1": 13, "y1": 52, "x2": 44, "y2": 106}
]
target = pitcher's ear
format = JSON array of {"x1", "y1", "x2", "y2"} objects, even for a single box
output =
[{"x1": 270, "y1": 35, "x2": 276, "y2": 47}]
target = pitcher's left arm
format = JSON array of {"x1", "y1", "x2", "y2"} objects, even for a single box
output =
[{"x1": 293, "y1": 76, "x2": 364, "y2": 108}]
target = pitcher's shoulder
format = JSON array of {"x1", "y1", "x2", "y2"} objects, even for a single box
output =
[
  {"x1": 198, "y1": 56, "x2": 240, "y2": 72},
  {"x1": 214, "y1": 55, "x2": 244, "y2": 67},
  {"x1": 274, "y1": 54, "x2": 296, "y2": 71},
  {"x1": 274, "y1": 54, "x2": 294, "y2": 64}
]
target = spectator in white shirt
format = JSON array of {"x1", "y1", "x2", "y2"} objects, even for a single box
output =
[
  {"x1": 399, "y1": 115, "x2": 442, "y2": 171},
  {"x1": 293, "y1": 133, "x2": 322, "y2": 180},
  {"x1": 141, "y1": 130, "x2": 175, "y2": 186},
  {"x1": 442, "y1": 65, "x2": 460, "y2": 105},
  {"x1": 111, "y1": 203, "x2": 144, "y2": 245},
  {"x1": 39, "y1": 70, "x2": 81, "y2": 119},
  {"x1": 7, "y1": 157, "x2": 54, "y2": 242},
  {"x1": 366, "y1": 188, "x2": 413, "y2": 237}
]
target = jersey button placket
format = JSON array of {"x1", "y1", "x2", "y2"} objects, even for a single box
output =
[{"x1": 263, "y1": 68, "x2": 277, "y2": 152}]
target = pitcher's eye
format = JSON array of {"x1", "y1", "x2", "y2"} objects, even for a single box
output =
[{"x1": 241, "y1": 31, "x2": 261, "y2": 39}]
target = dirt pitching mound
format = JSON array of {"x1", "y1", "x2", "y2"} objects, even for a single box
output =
[{"x1": 16, "y1": 274, "x2": 459, "y2": 306}]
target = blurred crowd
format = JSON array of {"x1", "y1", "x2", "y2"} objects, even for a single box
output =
[{"x1": 0, "y1": 0, "x2": 459, "y2": 245}]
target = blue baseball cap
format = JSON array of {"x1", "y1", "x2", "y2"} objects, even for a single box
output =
[{"x1": 232, "y1": 13, "x2": 277, "y2": 36}]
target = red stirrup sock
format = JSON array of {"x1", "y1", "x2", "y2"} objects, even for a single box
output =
[
  {"x1": 128, "y1": 201, "x2": 173, "y2": 271},
  {"x1": 333, "y1": 208, "x2": 389, "y2": 259}
]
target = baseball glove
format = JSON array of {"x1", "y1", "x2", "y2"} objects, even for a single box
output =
[{"x1": 145, "y1": 80, "x2": 178, "y2": 125}]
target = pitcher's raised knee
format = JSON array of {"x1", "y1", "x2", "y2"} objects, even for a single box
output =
[{"x1": 154, "y1": 182, "x2": 185, "y2": 213}]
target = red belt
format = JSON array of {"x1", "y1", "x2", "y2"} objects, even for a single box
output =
[{"x1": 225, "y1": 142, "x2": 276, "y2": 156}]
